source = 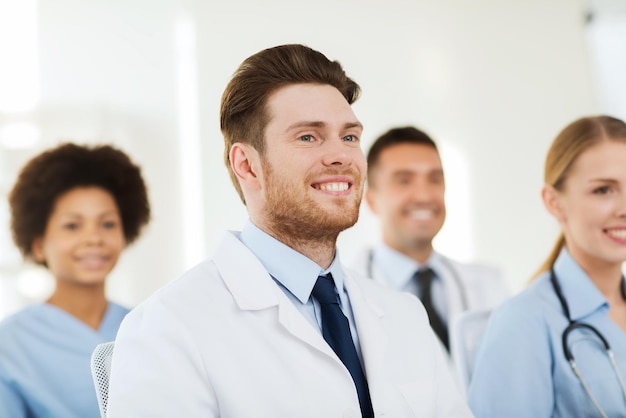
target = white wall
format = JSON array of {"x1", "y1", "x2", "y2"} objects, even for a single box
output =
[
  {"x1": 0, "y1": 0, "x2": 185, "y2": 311},
  {"x1": 0, "y1": 0, "x2": 609, "y2": 316},
  {"x1": 195, "y1": 0, "x2": 598, "y2": 293}
]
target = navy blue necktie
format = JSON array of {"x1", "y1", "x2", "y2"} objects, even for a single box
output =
[
  {"x1": 414, "y1": 267, "x2": 449, "y2": 351},
  {"x1": 312, "y1": 274, "x2": 374, "y2": 418}
]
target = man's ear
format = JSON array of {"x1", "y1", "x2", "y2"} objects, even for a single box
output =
[
  {"x1": 541, "y1": 184, "x2": 565, "y2": 223},
  {"x1": 230, "y1": 143, "x2": 262, "y2": 191}
]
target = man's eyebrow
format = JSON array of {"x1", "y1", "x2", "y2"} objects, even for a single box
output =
[
  {"x1": 343, "y1": 121, "x2": 363, "y2": 130},
  {"x1": 285, "y1": 121, "x2": 326, "y2": 132},
  {"x1": 284, "y1": 121, "x2": 363, "y2": 132},
  {"x1": 391, "y1": 170, "x2": 415, "y2": 177},
  {"x1": 390, "y1": 168, "x2": 444, "y2": 177}
]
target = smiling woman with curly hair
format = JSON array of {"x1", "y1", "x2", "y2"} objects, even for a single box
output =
[{"x1": 0, "y1": 142, "x2": 150, "y2": 418}]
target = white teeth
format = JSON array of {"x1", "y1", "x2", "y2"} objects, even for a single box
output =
[
  {"x1": 409, "y1": 209, "x2": 434, "y2": 220},
  {"x1": 608, "y1": 229, "x2": 626, "y2": 239},
  {"x1": 318, "y1": 182, "x2": 349, "y2": 192}
]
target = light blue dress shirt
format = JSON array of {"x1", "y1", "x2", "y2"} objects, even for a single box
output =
[
  {"x1": 0, "y1": 302, "x2": 129, "y2": 418},
  {"x1": 468, "y1": 248, "x2": 626, "y2": 417},
  {"x1": 239, "y1": 220, "x2": 362, "y2": 355},
  {"x1": 371, "y1": 244, "x2": 449, "y2": 324}
]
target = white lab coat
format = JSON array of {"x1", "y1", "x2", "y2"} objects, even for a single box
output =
[
  {"x1": 350, "y1": 248, "x2": 509, "y2": 333},
  {"x1": 107, "y1": 232, "x2": 472, "y2": 418},
  {"x1": 350, "y1": 248, "x2": 509, "y2": 396}
]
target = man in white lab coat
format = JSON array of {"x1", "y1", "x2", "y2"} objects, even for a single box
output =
[
  {"x1": 351, "y1": 127, "x2": 509, "y2": 364},
  {"x1": 107, "y1": 45, "x2": 472, "y2": 418}
]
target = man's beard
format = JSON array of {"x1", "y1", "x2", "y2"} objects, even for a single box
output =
[{"x1": 262, "y1": 160, "x2": 362, "y2": 244}]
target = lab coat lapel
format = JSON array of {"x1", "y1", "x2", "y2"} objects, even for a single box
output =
[
  {"x1": 344, "y1": 272, "x2": 388, "y2": 406},
  {"x1": 212, "y1": 232, "x2": 338, "y2": 359},
  {"x1": 357, "y1": 248, "x2": 388, "y2": 285}
]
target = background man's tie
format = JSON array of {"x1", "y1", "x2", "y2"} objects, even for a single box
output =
[
  {"x1": 312, "y1": 274, "x2": 374, "y2": 418},
  {"x1": 414, "y1": 267, "x2": 450, "y2": 351}
]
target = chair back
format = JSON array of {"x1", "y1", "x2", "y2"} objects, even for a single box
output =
[
  {"x1": 450, "y1": 308, "x2": 492, "y2": 396},
  {"x1": 91, "y1": 341, "x2": 115, "y2": 418}
]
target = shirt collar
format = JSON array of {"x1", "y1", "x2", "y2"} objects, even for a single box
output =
[
  {"x1": 374, "y1": 243, "x2": 437, "y2": 287},
  {"x1": 427, "y1": 252, "x2": 448, "y2": 279},
  {"x1": 240, "y1": 220, "x2": 345, "y2": 304},
  {"x1": 553, "y1": 247, "x2": 609, "y2": 321}
]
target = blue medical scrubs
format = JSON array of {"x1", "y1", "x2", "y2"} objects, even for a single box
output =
[
  {"x1": 0, "y1": 302, "x2": 128, "y2": 418},
  {"x1": 468, "y1": 248, "x2": 626, "y2": 417}
]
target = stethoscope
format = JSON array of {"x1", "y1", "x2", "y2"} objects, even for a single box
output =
[
  {"x1": 550, "y1": 268, "x2": 626, "y2": 418},
  {"x1": 366, "y1": 249, "x2": 469, "y2": 311}
]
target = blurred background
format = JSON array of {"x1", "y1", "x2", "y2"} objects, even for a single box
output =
[{"x1": 1, "y1": 0, "x2": 625, "y2": 318}]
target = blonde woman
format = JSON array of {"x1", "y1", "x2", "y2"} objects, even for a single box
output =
[{"x1": 468, "y1": 115, "x2": 626, "y2": 417}]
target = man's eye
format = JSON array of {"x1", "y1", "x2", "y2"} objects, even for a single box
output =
[
  {"x1": 430, "y1": 176, "x2": 444, "y2": 185},
  {"x1": 343, "y1": 135, "x2": 358, "y2": 142},
  {"x1": 395, "y1": 177, "x2": 411, "y2": 185},
  {"x1": 299, "y1": 135, "x2": 314, "y2": 142}
]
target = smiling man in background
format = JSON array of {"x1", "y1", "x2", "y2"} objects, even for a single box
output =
[{"x1": 351, "y1": 126, "x2": 509, "y2": 361}]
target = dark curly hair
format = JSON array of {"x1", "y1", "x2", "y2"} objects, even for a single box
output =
[{"x1": 9, "y1": 142, "x2": 151, "y2": 263}]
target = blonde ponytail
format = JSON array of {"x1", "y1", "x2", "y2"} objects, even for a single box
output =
[{"x1": 529, "y1": 234, "x2": 565, "y2": 282}]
